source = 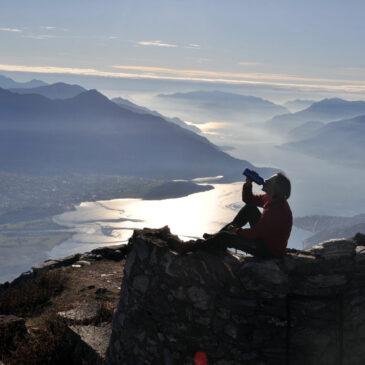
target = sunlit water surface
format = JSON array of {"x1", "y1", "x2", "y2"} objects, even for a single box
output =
[{"x1": 50, "y1": 182, "x2": 310, "y2": 259}]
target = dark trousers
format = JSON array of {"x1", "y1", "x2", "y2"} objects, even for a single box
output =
[{"x1": 204, "y1": 204, "x2": 271, "y2": 257}]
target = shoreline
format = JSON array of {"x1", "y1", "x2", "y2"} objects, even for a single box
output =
[{"x1": 0, "y1": 178, "x2": 216, "y2": 284}]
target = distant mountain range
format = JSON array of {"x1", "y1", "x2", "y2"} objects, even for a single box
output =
[
  {"x1": 0, "y1": 87, "x2": 272, "y2": 179},
  {"x1": 10, "y1": 82, "x2": 86, "y2": 99},
  {"x1": 158, "y1": 90, "x2": 288, "y2": 122},
  {"x1": 287, "y1": 121, "x2": 325, "y2": 141},
  {"x1": 283, "y1": 99, "x2": 315, "y2": 113},
  {"x1": 294, "y1": 214, "x2": 365, "y2": 248},
  {"x1": 281, "y1": 114, "x2": 365, "y2": 167},
  {"x1": 267, "y1": 98, "x2": 365, "y2": 133},
  {"x1": 112, "y1": 97, "x2": 201, "y2": 133},
  {"x1": 0, "y1": 74, "x2": 47, "y2": 89}
]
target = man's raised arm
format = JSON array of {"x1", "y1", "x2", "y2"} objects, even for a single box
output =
[{"x1": 242, "y1": 180, "x2": 266, "y2": 207}]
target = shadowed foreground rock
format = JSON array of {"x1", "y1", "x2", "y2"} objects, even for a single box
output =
[
  {"x1": 0, "y1": 315, "x2": 26, "y2": 351},
  {"x1": 106, "y1": 227, "x2": 365, "y2": 365}
]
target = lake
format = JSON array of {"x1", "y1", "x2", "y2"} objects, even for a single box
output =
[{"x1": 49, "y1": 182, "x2": 311, "y2": 259}]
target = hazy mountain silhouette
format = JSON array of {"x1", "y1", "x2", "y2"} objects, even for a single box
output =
[
  {"x1": 281, "y1": 114, "x2": 365, "y2": 167},
  {"x1": 158, "y1": 90, "x2": 288, "y2": 122},
  {"x1": 0, "y1": 74, "x2": 47, "y2": 89},
  {"x1": 268, "y1": 98, "x2": 365, "y2": 133},
  {"x1": 10, "y1": 82, "x2": 86, "y2": 99},
  {"x1": 283, "y1": 99, "x2": 316, "y2": 113},
  {"x1": 287, "y1": 121, "x2": 325, "y2": 141},
  {"x1": 112, "y1": 97, "x2": 201, "y2": 133},
  {"x1": 294, "y1": 214, "x2": 365, "y2": 247},
  {"x1": 0, "y1": 88, "x2": 270, "y2": 179}
]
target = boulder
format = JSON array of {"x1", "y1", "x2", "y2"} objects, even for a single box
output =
[
  {"x1": 0, "y1": 315, "x2": 27, "y2": 351},
  {"x1": 58, "y1": 303, "x2": 101, "y2": 325},
  {"x1": 68, "y1": 323, "x2": 112, "y2": 365},
  {"x1": 91, "y1": 245, "x2": 128, "y2": 261}
]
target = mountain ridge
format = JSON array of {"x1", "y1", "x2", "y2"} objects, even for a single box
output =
[
  {"x1": 0, "y1": 74, "x2": 47, "y2": 89},
  {"x1": 158, "y1": 90, "x2": 289, "y2": 122},
  {"x1": 112, "y1": 96, "x2": 201, "y2": 133},
  {"x1": 267, "y1": 97, "x2": 365, "y2": 133},
  {"x1": 0, "y1": 87, "x2": 272, "y2": 179},
  {"x1": 10, "y1": 82, "x2": 86, "y2": 99},
  {"x1": 280, "y1": 114, "x2": 365, "y2": 167}
]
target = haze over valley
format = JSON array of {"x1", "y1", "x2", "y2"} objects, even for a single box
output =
[
  {"x1": 1, "y1": 73, "x2": 365, "y2": 282},
  {"x1": 1, "y1": 0, "x2": 365, "y2": 283}
]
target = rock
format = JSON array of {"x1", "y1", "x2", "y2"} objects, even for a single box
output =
[
  {"x1": 58, "y1": 253, "x2": 82, "y2": 266},
  {"x1": 132, "y1": 275, "x2": 150, "y2": 293},
  {"x1": 0, "y1": 315, "x2": 27, "y2": 351},
  {"x1": 32, "y1": 260, "x2": 60, "y2": 273},
  {"x1": 238, "y1": 260, "x2": 289, "y2": 297},
  {"x1": 353, "y1": 232, "x2": 365, "y2": 245},
  {"x1": 310, "y1": 238, "x2": 355, "y2": 259},
  {"x1": 32, "y1": 253, "x2": 81, "y2": 273},
  {"x1": 75, "y1": 260, "x2": 91, "y2": 266},
  {"x1": 355, "y1": 246, "x2": 365, "y2": 263},
  {"x1": 186, "y1": 286, "x2": 210, "y2": 310},
  {"x1": 80, "y1": 253, "x2": 100, "y2": 261},
  {"x1": 91, "y1": 228, "x2": 365, "y2": 364},
  {"x1": 68, "y1": 323, "x2": 112, "y2": 364},
  {"x1": 91, "y1": 245, "x2": 127, "y2": 261},
  {"x1": 95, "y1": 287, "x2": 113, "y2": 299},
  {"x1": 58, "y1": 303, "x2": 101, "y2": 325}
]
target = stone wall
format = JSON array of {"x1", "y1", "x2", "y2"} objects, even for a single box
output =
[{"x1": 106, "y1": 227, "x2": 365, "y2": 365}]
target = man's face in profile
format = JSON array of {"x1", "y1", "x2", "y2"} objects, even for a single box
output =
[{"x1": 262, "y1": 175, "x2": 279, "y2": 197}]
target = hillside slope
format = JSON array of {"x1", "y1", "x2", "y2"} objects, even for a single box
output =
[{"x1": 0, "y1": 88, "x2": 270, "y2": 179}]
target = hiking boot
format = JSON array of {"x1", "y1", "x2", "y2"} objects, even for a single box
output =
[{"x1": 180, "y1": 239, "x2": 207, "y2": 253}]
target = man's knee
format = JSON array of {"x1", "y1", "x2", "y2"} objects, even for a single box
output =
[{"x1": 242, "y1": 203, "x2": 260, "y2": 215}]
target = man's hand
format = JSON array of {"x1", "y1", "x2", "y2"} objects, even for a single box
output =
[{"x1": 242, "y1": 179, "x2": 252, "y2": 202}]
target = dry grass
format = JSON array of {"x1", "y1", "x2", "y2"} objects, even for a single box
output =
[
  {"x1": 1, "y1": 259, "x2": 124, "y2": 364},
  {"x1": 0, "y1": 270, "x2": 68, "y2": 317},
  {"x1": 4, "y1": 314, "x2": 72, "y2": 365}
]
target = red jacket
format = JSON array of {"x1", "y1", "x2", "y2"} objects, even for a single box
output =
[{"x1": 236, "y1": 186, "x2": 293, "y2": 257}]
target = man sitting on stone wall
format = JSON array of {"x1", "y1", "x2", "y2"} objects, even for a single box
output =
[{"x1": 180, "y1": 173, "x2": 293, "y2": 257}]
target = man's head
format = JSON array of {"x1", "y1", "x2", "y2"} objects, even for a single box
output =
[{"x1": 262, "y1": 172, "x2": 291, "y2": 200}]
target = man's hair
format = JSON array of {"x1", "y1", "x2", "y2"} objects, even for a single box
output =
[{"x1": 276, "y1": 172, "x2": 291, "y2": 199}]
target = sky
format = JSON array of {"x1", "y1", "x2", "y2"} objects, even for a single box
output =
[{"x1": 1, "y1": 0, "x2": 365, "y2": 98}]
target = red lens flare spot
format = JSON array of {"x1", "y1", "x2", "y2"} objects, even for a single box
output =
[{"x1": 194, "y1": 351, "x2": 208, "y2": 365}]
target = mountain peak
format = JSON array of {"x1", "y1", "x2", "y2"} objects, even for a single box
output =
[
  {"x1": 74, "y1": 89, "x2": 110, "y2": 102},
  {"x1": 315, "y1": 98, "x2": 347, "y2": 105}
]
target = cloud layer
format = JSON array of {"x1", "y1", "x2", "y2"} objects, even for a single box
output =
[{"x1": 1, "y1": 63, "x2": 365, "y2": 94}]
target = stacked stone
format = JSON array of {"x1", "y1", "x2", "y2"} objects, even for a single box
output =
[{"x1": 107, "y1": 227, "x2": 365, "y2": 365}]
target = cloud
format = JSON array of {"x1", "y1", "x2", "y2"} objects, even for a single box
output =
[
  {"x1": 186, "y1": 44, "x2": 201, "y2": 49},
  {"x1": 22, "y1": 34, "x2": 56, "y2": 40},
  {"x1": 39, "y1": 26, "x2": 68, "y2": 32},
  {"x1": 0, "y1": 27, "x2": 22, "y2": 33},
  {"x1": 238, "y1": 61, "x2": 261, "y2": 67},
  {"x1": 137, "y1": 40, "x2": 178, "y2": 48},
  {"x1": 112, "y1": 65, "x2": 365, "y2": 86},
  {"x1": 40, "y1": 26, "x2": 56, "y2": 30},
  {"x1": 1, "y1": 63, "x2": 365, "y2": 94}
]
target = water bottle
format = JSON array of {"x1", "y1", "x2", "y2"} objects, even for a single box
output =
[{"x1": 242, "y1": 168, "x2": 265, "y2": 185}]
